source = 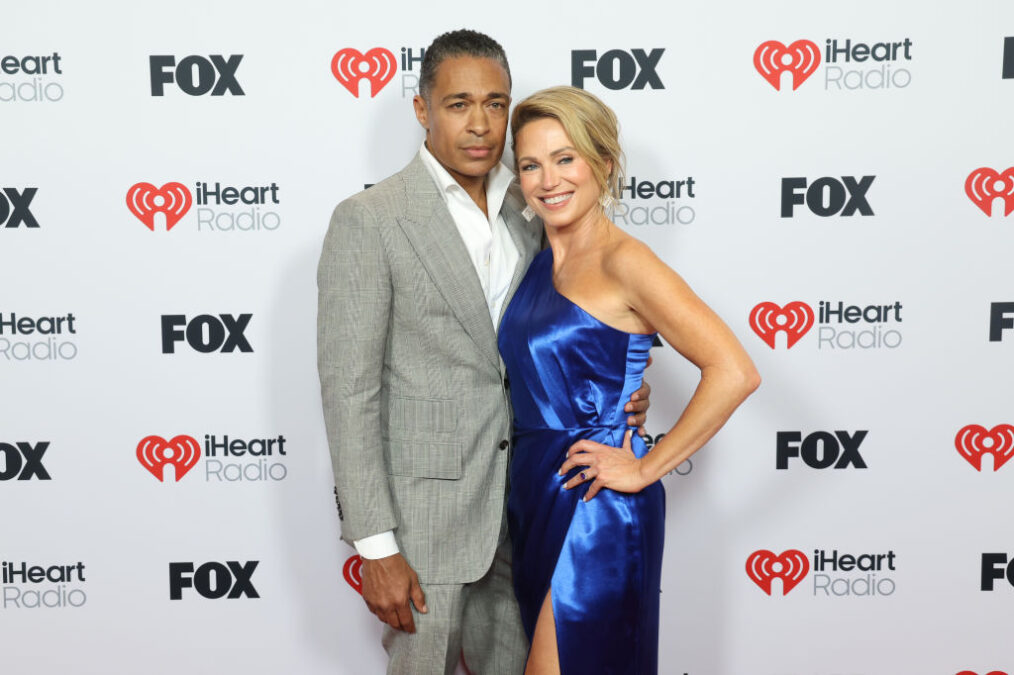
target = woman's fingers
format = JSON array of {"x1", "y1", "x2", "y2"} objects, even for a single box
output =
[
  {"x1": 564, "y1": 469, "x2": 589, "y2": 490},
  {"x1": 558, "y1": 440, "x2": 598, "y2": 475},
  {"x1": 564, "y1": 430, "x2": 642, "y2": 494},
  {"x1": 560, "y1": 431, "x2": 636, "y2": 483}
]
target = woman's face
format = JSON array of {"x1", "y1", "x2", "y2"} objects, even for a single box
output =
[{"x1": 515, "y1": 117, "x2": 601, "y2": 231}]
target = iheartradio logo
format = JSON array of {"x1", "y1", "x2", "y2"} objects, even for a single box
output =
[
  {"x1": 137, "y1": 435, "x2": 201, "y2": 482},
  {"x1": 331, "y1": 48, "x2": 396, "y2": 98},
  {"x1": 956, "y1": 671, "x2": 1008, "y2": 675},
  {"x1": 754, "y1": 40, "x2": 821, "y2": 91},
  {"x1": 954, "y1": 424, "x2": 1014, "y2": 472},
  {"x1": 749, "y1": 301, "x2": 814, "y2": 349},
  {"x1": 343, "y1": 555, "x2": 363, "y2": 594},
  {"x1": 746, "y1": 549, "x2": 809, "y2": 595},
  {"x1": 966, "y1": 167, "x2": 1014, "y2": 217},
  {"x1": 126, "y1": 182, "x2": 192, "y2": 231}
]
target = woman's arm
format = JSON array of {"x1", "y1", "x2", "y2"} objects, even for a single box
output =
[{"x1": 559, "y1": 238, "x2": 760, "y2": 500}]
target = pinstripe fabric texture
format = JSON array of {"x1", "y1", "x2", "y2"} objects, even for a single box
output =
[
  {"x1": 317, "y1": 153, "x2": 542, "y2": 585},
  {"x1": 382, "y1": 535, "x2": 528, "y2": 675}
]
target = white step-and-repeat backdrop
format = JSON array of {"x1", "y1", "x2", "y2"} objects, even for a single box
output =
[{"x1": 2, "y1": 1, "x2": 1012, "y2": 673}]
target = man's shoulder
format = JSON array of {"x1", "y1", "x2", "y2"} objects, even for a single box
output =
[
  {"x1": 336, "y1": 156, "x2": 436, "y2": 217},
  {"x1": 338, "y1": 168, "x2": 409, "y2": 214}
]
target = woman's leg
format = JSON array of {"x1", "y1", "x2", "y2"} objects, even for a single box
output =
[{"x1": 524, "y1": 588, "x2": 560, "y2": 675}]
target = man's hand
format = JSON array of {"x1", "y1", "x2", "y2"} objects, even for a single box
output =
[
  {"x1": 360, "y1": 553, "x2": 427, "y2": 633},
  {"x1": 625, "y1": 356, "x2": 653, "y2": 434}
]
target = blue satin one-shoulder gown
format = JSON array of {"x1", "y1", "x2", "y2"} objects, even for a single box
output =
[{"x1": 498, "y1": 248, "x2": 665, "y2": 674}]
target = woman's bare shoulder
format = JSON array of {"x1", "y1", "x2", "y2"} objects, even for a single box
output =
[{"x1": 601, "y1": 228, "x2": 674, "y2": 285}]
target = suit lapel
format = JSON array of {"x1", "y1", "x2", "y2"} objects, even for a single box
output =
[
  {"x1": 498, "y1": 186, "x2": 540, "y2": 328},
  {"x1": 395, "y1": 156, "x2": 500, "y2": 369}
]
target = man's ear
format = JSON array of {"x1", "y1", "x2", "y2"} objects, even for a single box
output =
[{"x1": 413, "y1": 95, "x2": 429, "y2": 131}]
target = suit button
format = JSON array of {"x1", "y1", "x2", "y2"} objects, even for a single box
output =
[{"x1": 499, "y1": 439, "x2": 509, "y2": 450}]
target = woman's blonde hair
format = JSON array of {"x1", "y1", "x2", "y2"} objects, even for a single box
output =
[{"x1": 511, "y1": 86, "x2": 625, "y2": 203}]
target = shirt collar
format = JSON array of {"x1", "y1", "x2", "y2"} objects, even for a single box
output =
[{"x1": 418, "y1": 142, "x2": 515, "y2": 216}]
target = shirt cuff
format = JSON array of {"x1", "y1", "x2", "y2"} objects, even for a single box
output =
[{"x1": 354, "y1": 530, "x2": 399, "y2": 559}]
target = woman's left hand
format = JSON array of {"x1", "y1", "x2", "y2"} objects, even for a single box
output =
[{"x1": 559, "y1": 430, "x2": 651, "y2": 501}]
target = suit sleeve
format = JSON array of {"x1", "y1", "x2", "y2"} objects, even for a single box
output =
[{"x1": 317, "y1": 198, "x2": 398, "y2": 544}]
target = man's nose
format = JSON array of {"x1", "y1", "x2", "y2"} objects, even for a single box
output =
[{"x1": 467, "y1": 106, "x2": 489, "y2": 135}]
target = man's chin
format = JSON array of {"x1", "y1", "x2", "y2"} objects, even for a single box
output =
[{"x1": 455, "y1": 157, "x2": 502, "y2": 178}]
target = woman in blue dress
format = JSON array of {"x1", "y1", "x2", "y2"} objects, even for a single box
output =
[{"x1": 498, "y1": 86, "x2": 761, "y2": 674}]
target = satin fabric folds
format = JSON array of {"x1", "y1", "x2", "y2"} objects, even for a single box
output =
[{"x1": 499, "y1": 249, "x2": 665, "y2": 674}]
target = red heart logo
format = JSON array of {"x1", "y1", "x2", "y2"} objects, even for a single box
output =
[
  {"x1": 331, "y1": 48, "x2": 397, "y2": 98},
  {"x1": 746, "y1": 549, "x2": 809, "y2": 595},
  {"x1": 750, "y1": 301, "x2": 814, "y2": 349},
  {"x1": 343, "y1": 554, "x2": 363, "y2": 594},
  {"x1": 965, "y1": 167, "x2": 1014, "y2": 216},
  {"x1": 754, "y1": 40, "x2": 821, "y2": 91},
  {"x1": 136, "y1": 435, "x2": 201, "y2": 482},
  {"x1": 954, "y1": 424, "x2": 1014, "y2": 471},
  {"x1": 126, "y1": 182, "x2": 192, "y2": 231}
]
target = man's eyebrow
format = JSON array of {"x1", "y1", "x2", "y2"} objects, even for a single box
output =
[{"x1": 440, "y1": 91, "x2": 509, "y2": 103}]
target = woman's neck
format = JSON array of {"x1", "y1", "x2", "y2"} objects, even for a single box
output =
[{"x1": 545, "y1": 208, "x2": 612, "y2": 269}]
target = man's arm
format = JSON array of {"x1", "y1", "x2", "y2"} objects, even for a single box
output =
[
  {"x1": 625, "y1": 358, "x2": 652, "y2": 433},
  {"x1": 318, "y1": 198, "x2": 397, "y2": 540},
  {"x1": 317, "y1": 198, "x2": 426, "y2": 631},
  {"x1": 354, "y1": 531, "x2": 399, "y2": 559}
]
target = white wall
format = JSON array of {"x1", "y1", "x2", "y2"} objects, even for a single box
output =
[{"x1": 2, "y1": 1, "x2": 1012, "y2": 673}]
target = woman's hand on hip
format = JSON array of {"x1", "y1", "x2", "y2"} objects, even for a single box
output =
[{"x1": 559, "y1": 429, "x2": 651, "y2": 501}]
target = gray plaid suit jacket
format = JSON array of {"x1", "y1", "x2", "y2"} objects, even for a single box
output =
[{"x1": 317, "y1": 153, "x2": 542, "y2": 584}]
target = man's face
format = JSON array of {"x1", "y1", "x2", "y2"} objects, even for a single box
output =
[{"x1": 413, "y1": 56, "x2": 511, "y2": 188}]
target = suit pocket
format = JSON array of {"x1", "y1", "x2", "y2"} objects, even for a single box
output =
[
  {"x1": 388, "y1": 397, "x2": 457, "y2": 434},
  {"x1": 386, "y1": 439, "x2": 462, "y2": 479}
]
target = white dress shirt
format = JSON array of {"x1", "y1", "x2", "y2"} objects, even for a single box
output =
[{"x1": 354, "y1": 145, "x2": 520, "y2": 560}]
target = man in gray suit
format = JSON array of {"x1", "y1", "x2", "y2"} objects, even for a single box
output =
[{"x1": 317, "y1": 30, "x2": 649, "y2": 674}]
